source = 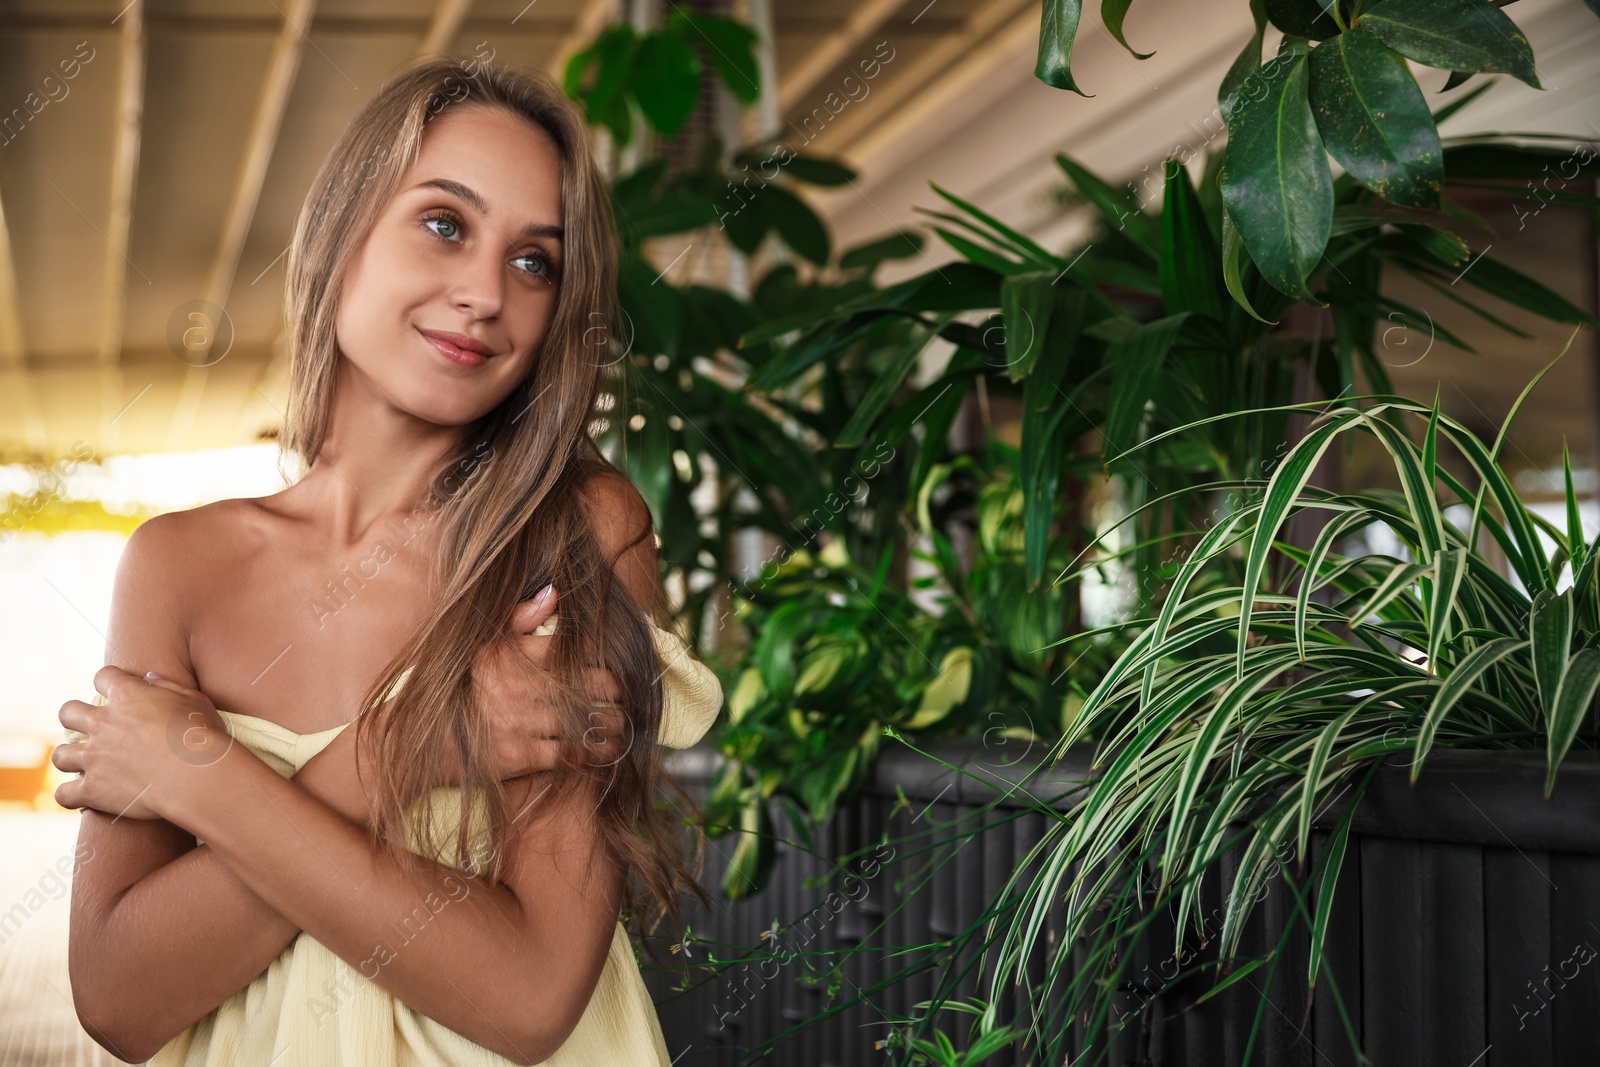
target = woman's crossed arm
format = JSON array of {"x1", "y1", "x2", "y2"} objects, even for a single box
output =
[{"x1": 63, "y1": 478, "x2": 648, "y2": 1063}]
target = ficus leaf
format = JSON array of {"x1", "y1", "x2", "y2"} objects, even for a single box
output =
[{"x1": 1309, "y1": 28, "x2": 1443, "y2": 208}]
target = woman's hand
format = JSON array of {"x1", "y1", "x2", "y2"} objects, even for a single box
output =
[
  {"x1": 460, "y1": 584, "x2": 633, "y2": 784},
  {"x1": 53, "y1": 667, "x2": 236, "y2": 822}
]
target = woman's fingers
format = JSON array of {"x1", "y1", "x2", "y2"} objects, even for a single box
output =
[
  {"x1": 581, "y1": 707, "x2": 629, "y2": 766},
  {"x1": 51, "y1": 741, "x2": 84, "y2": 774},
  {"x1": 53, "y1": 778, "x2": 84, "y2": 811},
  {"x1": 91, "y1": 663, "x2": 143, "y2": 700},
  {"x1": 509, "y1": 584, "x2": 558, "y2": 636},
  {"x1": 58, "y1": 699, "x2": 97, "y2": 734},
  {"x1": 494, "y1": 707, "x2": 630, "y2": 777}
]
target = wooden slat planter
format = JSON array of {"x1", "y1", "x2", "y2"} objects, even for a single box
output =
[{"x1": 645, "y1": 741, "x2": 1600, "y2": 1067}]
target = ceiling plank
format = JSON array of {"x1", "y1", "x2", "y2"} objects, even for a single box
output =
[
  {"x1": 418, "y1": 0, "x2": 475, "y2": 58},
  {"x1": 165, "y1": 0, "x2": 319, "y2": 452},
  {"x1": 0, "y1": 186, "x2": 47, "y2": 459},
  {"x1": 826, "y1": 0, "x2": 1038, "y2": 166},
  {"x1": 99, "y1": 0, "x2": 147, "y2": 457},
  {"x1": 238, "y1": 0, "x2": 494, "y2": 448},
  {"x1": 775, "y1": 0, "x2": 901, "y2": 116}
]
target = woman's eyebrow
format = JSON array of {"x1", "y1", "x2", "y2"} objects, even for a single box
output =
[{"x1": 409, "y1": 177, "x2": 563, "y2": 242}]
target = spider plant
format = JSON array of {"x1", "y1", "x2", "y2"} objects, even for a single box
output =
[{"x1": 976, "y1": 334, "x2": 1600, "y2": 1064}]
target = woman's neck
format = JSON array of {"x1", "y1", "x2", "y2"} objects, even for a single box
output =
[{"x1": 287, "y1": 367, "x2": 468, "y2": 551}]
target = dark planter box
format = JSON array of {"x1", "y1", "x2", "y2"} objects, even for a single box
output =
[{"x1": 646, "y1": 740, "x2": 1600, "y2": 1067}]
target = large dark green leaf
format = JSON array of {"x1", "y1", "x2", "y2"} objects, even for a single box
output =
[
  {"x1": 1221, "y1": 44, "x2": 1333, "y2": 300},
  {"x1": 673, "y1": 12, "x2": 761, "y2": 104},
  {"x1": 899, "y1": 261, "x2": 1006, "y2": 311},
  {"x1": 1221, "y1": 196, "x2": 1278, "y2": 324},
  {"x1": 779, "y1": 154, "x2": 856, "y2": 187},
  {"x1": 1362, "y1": 0, "x2": 1541, "y2": 88},
  {"x1": 564, "y1": 24, "x2": 637, "y2": 122},
  {"x1": 762, "y1": 183, "x2": 831, "y2": 265},
  {"x1": 624, "y1": 387, "x2": 675, "y2": 525},
  {"x1": 1220, "y1": 0, "x2": 1269, "y2": 122},
  {"x1": 719, "y1": 191, "x2": 768, "y2": 255},
  {"x1": 1265, "y1": 0, "x2": 1346, "y2": 40},
  {"x1": 1309, "y1": 28, "x2": 1443, "y2": 208},
  {"x1": 1035, "y1": 0, "x2": 1091, "y2": 96},
  {"x1": 612, "y1": 163, "x2": 719, "y2": 242},
  {"x1": 838, "y1": 231, "x2": 924, "y2": 272},
  {"x1": 618, "y1": 250, "x2": 684, "y2": 355},
  {"x1": 1102, "y1": 0, "x2": 1154, "y2": 59},
  {"x1": 1102, "y1": 314, "x2": 1190, "y2": 474},
  {"x1": 1159, "y1": 159, "x2": 1225, "y2": 320},
  {"x1": 631, "y1": 32, "x2": 702, "y2": 137}
]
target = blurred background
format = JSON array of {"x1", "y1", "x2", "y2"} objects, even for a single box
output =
[{"x1": 1, "y1": 0, "x2": 1597, "y2": 1063}]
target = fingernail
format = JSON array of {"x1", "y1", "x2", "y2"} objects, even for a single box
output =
[
  {"x1": 146, "y1": 671, "x2": 163, "y2": 680},
  {"x1": 533, "y1": 583, "x2": 554, "y2": 604}
]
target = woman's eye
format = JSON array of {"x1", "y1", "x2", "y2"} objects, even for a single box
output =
[
  {"x1": 422, "y1": 213, "x2": 461, "y2": 240},
  {"x1": 513, "y1": 252, "x2": 554, "y2": 280}
]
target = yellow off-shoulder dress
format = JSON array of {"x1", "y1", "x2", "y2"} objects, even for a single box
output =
[{"x1": 66, "y1": 622, "x2": 723, "y2": 1067}]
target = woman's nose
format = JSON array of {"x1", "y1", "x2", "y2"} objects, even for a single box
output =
[{"x1": 449, "y1": 247, "x2": 506, "y2": 318}]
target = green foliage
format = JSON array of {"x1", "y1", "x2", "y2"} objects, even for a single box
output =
[
  {"x1": 704, "y1": 454, "x2": 1125, "y2": 898},
  {"x1": 982, "y1": 340, "x2": 1600, "y2": 1060},
  {"x1": 1032, "y1": 0, "x2": 1600, "y2": 309},
  {"x1": 899, "y1": 999, "x2": 1027, "y2": 1065},
  {"x1": 563, "y1": 10, "x2": 759, "y2": 144}
]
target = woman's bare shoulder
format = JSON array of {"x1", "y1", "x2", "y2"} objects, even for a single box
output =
[
  {"x1": 116, "y1": 497, "x2": 287, "y2": 644},
  {"x1": 122, "y1": 497, "x2": 275, "y2": 577},
  {"x1": 107, "y1": 499, "x2": 272, "y2": 689}
]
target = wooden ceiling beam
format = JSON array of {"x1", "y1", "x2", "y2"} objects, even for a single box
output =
[
  {"x1": 775, "y1": 0, "x2": 901, "y2": 117},
  {"x1": 237, "y1": 0, "x2": 491, "y2": 447},
  {"x1": 98, "y1": 0, "x2": 146, "y2": 457},
  {"x1": 825, "y1": 0, "x2": 1038, "y2": 165},
  {"x1": 417, "y1": 0, "x2": 475, "y2": 58},
  {"x1": 165, "y1": 0, "x2": 318, "y2": 452},
  {"x1": 0, "y1": 187, "x2": 47, "y2": 459}
]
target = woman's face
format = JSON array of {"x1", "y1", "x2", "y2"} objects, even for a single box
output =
[{"x1": 333, "y1": 103, "x2": 565, "y2": 425}]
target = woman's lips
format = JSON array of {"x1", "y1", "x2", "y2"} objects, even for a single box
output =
[{"x1": 420, "y1": 329, "x2": 491, "y2": 368}]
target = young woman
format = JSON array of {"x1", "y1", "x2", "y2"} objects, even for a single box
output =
[{"x1": 51, "y1": 56, "x2": 721, "y2": 1066}]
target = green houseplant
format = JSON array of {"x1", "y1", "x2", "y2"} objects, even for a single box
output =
[
  {"x1": 953, "y1": 338, "x2": 1600, "y2": 1063},
  {"x1": 701, "y1": 130, "x2": 1594, "y2": 896},
  {"x1": 703, "y1": 446, "x2": 1130, "y2": 898},
  {"x1": 1034, "y1": 0, "x2": 1595, "y2": 306}
]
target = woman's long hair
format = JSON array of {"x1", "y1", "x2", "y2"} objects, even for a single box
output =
[{"x1": 279, "y1": 54, "x2": 708, "y2": 959}]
